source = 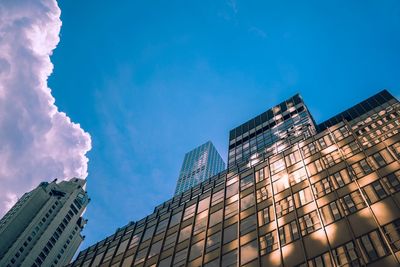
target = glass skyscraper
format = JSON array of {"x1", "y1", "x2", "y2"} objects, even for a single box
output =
[
  {"x1": 228, "y1": 94, "x2": 316, "y2": 168},
  {"x1": 68, "y1": 89, "x2": 400, "y2": 267},
  {"x1": 175, "y1": 141, "x2": 225, "y2": 195}
]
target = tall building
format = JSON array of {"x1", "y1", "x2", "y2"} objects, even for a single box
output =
[
  {"x1": 0, "y1": 178, "x2": 89, "y2": 267},
  {"x1": 175, "y1": 141, "x2": 225, "y2": 195},
  {"x1": 68, "y1": 89, "x2": 400, "y2": 267},
  {"x1": 228, "y1": 94, "x2": 316, "y2": 168}
]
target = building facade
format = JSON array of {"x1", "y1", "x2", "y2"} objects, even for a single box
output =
[
  {"x1": 228, "y1": 94, "x2": 316, "y2": 168},
  {"x1": 175, "y1": 141, "x2": 225, "y2": 195},
  {"x1": 69, "y1": 89, "x2": 400, "y2": 267},
  {"x1": 0, "y1": 178, "x2": 89, "y2": 267}
]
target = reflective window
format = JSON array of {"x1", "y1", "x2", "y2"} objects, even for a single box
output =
[
  {"x1": 240, "y1": 240, "x2": 258, "y2": 265},
  {"x1": 206, "y1": 231, "x2": 221, "y2": 253},
  {"x1": 240, "y1": 214, "x2": 256, "y2": 235},
  {"x1": 240, "y1": 193, "x2": 255, "y2": 211},
  {"x1": 258, "y1": 205, "x2": 274, "y2": 226},
  {"x1": 299, "y1": 211, "x2": 321, "y2": 236},
  {"x1": 259, "y1": 230, "x2": 278, "y2": 255},
  {"x1": 223, "y1": 223, "x2": 238, "y2": 244},
  {"x1": 279, "y1": 220, "x2": 299, "y2": 245}
]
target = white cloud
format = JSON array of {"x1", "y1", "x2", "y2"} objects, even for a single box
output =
[{"x1": 0, "y1": 0, "x2": 91, "y2": 216}]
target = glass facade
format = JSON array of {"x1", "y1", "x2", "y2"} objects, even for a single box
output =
[
  {"x1": 175, "y1": 141, "x2": 225, "y2": 195},
  {"x1": 228, "y1": 94, "x2": 316, "y2": 168},
  {"x1": 68, "y1": 89, "x2": 400, "y2": 267}
]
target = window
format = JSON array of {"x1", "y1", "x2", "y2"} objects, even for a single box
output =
[
  {"x1": 333, "y1": 241, "x2": 361, "y2": 266},
  {"x1": 142, "y1": 225, "x2": 155, "y2": 241},
  {"x1": 341, "y1": 141, "x2": 360, "y2": 157},
  {"x1": 256, "y1": 185, "x2": 272, "y2": 203},
  {"x1": 370, "y1": 149, "x2": 393, "y2": 168},
  {"x1": 163, "y1": 233, "x2": 177, "y2": 250},
  {"x1": 240, "y1": 240, "x2": 258, "y2": 265},
  {"x1": 259, "y1": 230, "x2": 278, "y2": 255},
  {"x1": 240, "y1": 214, "x2": 256, "y2": 235},
  {"x1": 178, "y1": 225, "x2": 192, "y2": 243},
  {"x1": 390, "y1": 142, "x2": 400, "y2": 159},
  {"x1": 383, "y1": 219, "x2": 400, "y2": 251},
  {"x1": 285, "y1": 150, "x2": 301, "y2": 166},
  {"x1": 193, "y1": 211, "x2": 208, "y2": 235},
  {"x1": 209, "y1": 209, "x2": 223, "y2": 227},
  {"x1": 183, "y1": 204, "x2": 196, "y2": 221},
  {"x1": 340, "y1": 191, "x2": 367, "y2": 215},
  {"x1": 223, "y1": 223, "x2": 238, "y2": 244},
  {"x1": 221, "y1": 249, "x2": 237, "y2": 267},
  {"x1": 351, "y1": 159, "x2": 372, "y2": 178},
  {"x1": 293, "y1": 188, "x2": 313, "y2": 208},
  {"x1": 331, "y1": 169, "x2": 352, "y2": 188},
  {"x1": 273, "y1": 172, "x2": 290, "y2": 194},
  {"x1": 362, "y1": 181, "x2": 387, "y2": 204},
  {"x1": 204, "y1": 258, "x2": 219, "y2": 267},
  {"x1": 304, "y1": 251, "x2": 333, "y2": 267},
  {"x1": 169, "y1": 211, "x2": 182, "y2": 227},
  {"x1": 173, "y1": 248, "x2": 188, "y2": 266},
  {"x1": 255, "y1": 168, "x2": 266, "y2": 182},
  {"x1": 288, "y1": 167, "x2": 307, "y2": 185},
  {"x1": 241, "y1": 175, "x2": 254, "y2": 190},
  {"x1": 115, "y1": 238, "x2": 129, "y2": 256},
  {"x1": 299, "y1": 211, "x2": 321, "y2": 236},
  {"x1": 197, "y1": 197, "x2": 210, "y2": 213},
  {"x1": 332, "y1": 126, "x2": 349, "y2": 141},
  {"x1": 320, "y1": 201, "x2": 342, "y2": 225},
  {"x1": 302, "y1": 142, "x2": 318, "y2": 158},
  {"x1": 270, "y1": 158, "x2": 285, "y2": 175},
  {"x1": 224, "y1": 201, "x2": 238, "y2": 219},
  {"x1": 312, "y1": 177, "x2": 332, "y2": 198},
  {"x1": 279, "y1": 220, "x2": 299, "y2": 245},
  {"x1": 275, "y1": 195, "x2": 294, "y2": 218},
  {"x1": 206, "y1": 231, "x2": 221, "y2": 253},
  {"x1": 240, "y1": 193, "x2": 255, "y2": 211},
  {"x1": 134, "y1": 248, "x2": 147, "y2": 265},
  {"x1": 156, "y1": 218, "x2": 168, "y2": 235},
  {"x1": 211, "y1": 190, "x2": 224, "y2": 206},
  {"x1": 258, "y1": 205, "x2": 274, "y2": 226},
  {"x1": 226, "y1": 182, "x2": 238, "y2": 199},
  {"x1": 189, "y1": 240, "x2": 204, "y2": 261},
  {"x1": 158, "y1": 256, "x2": 172, "y2": 267},
  {"x1": 321, "y1": 150, "x2": 341, "y2": 167},
  {"x1": 359, "y1": 231, "x2": 387, "y2": 262},
  {"x1": 382, "y1": 171, "x2": 400, "y2": 193},
  {"x1": 307, "y1": 159, "x2": 325, "y2": 176},
  {"x1": 317, "y1": 135, "x2": 333, "y2": 150}
]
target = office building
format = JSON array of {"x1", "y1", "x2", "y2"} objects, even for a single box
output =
[
  {"x1": 68, "y1": 89, "x2": 400, "y2": 267},
  {"x1": 228, "y1": 94, "x2": 316, "y2": 168},
  {"x1": 0, "y1": 178, "x2": 89, "y2": 267},
  {"x1": 175, "y1": 141, "x2": 225, "y2": 195}
]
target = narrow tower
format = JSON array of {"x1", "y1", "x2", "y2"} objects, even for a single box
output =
[{"x1": 175, "y1": 141, "x2": 225, "y2": 195}]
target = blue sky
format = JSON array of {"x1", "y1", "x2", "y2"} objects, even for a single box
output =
[{"x1": 49, "y1": 0, "x2": 400, "y2": 248}]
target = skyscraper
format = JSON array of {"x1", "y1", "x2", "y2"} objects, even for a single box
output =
[
  {"x1": 175, "y1": 141, "x2": 225, "y2": 195},
  {"x1": 68, "y1": 89, "x2": 400, "y2": 267},
  {"x1": 0, "y1": 178, "x2": 89, "y2": 267},
  {"x1": 228, "y1": 94, "x2": 316, "y2": 168}
]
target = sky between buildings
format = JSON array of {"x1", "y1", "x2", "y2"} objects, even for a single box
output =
[{"x1": 48, "y1": 0, "x2": 400, "y2": 248}]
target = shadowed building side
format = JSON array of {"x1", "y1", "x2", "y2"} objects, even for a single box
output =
[{"x1": 0, "y1": 178, "x2": 89, "y2": 267}]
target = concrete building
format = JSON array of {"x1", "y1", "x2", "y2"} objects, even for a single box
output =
[
  {"x1": 68, "y1": 89, "x2": 400, "y2": 267},
  {"x1": 175, "y1": 141, "x2": 225, "y2": 195},
  {"x1": 0, "y1": 178, "x2": 89, "y2": 267}
]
